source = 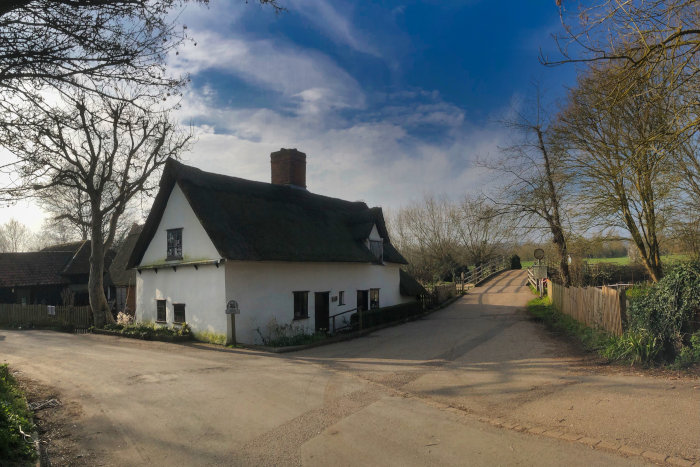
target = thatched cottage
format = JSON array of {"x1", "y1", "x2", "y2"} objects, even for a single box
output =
[{"x1": 127, "y1": 149, "x2": 415, "y2": 344}]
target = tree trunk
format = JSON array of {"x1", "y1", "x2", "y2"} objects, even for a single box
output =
[
  {"x1": 537, "y1": 127, "x2": 572, "y2": 287},
  {"x1": 89, "y1": 213, "x2": 115, "y2": 328},
  {"x1": 550, "y1": 224, "x2": 571, "y2": 286},
  {"x1": 640, "y1": 242, "x2": 663, "y2": 282}
]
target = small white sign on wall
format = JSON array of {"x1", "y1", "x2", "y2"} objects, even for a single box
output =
[{"x1": 47, "y1": 305, "x2": 56, "y2": 316}]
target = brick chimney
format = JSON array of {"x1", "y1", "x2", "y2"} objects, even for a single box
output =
[{"x1": 270, "y1": 148, "x2": 307, "y2": 189}]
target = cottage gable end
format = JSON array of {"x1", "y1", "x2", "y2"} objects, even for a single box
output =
[{"x1": 139, "y1": 184, "x2": 221, "y2": 267}]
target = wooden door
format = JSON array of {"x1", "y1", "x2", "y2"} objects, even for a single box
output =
[
  {"x1": 356, "y1": 290, "x2": 369, "y2": 312},
  {"x1": 314, "y1": 292, "x2": 330, "y2": 333}
]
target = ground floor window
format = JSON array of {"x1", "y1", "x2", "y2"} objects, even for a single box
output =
[
  {"x1": 293, "y1": 291, "x2": 309, "y2": 320},
  {"x1": 370, "y1": 288, "x2": 380, "y2": 309},
  {"x1": 338, "y1": 290, "x2": 345, "y2": 306},
  {"x1": 156, "y1": 299, "x2": 166, "y2": 322},
  {"x1": 174, "y1": 303, "x2": 186, "y2": 323}
]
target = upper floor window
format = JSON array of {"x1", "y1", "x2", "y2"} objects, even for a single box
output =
[
  {"x1": 369, "y1": 240, "x2": 383, "y2": 262},
  {"x1": 167, "y1": 228, "x2": 183, "y2": 260}
]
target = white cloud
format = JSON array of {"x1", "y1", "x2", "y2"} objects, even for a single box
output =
[
  {"x1": 170, "y1": 30, "x2": 365, "y2": 112},
  {"x1": 174, "y1": 89, "x2": 510, "y2": 212},
  {"x1": 290, "y1": 0, "x2": 380, "y2": 57}
]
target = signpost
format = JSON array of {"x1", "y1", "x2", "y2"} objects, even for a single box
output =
[{"x1": 225, "y1": 300, "x2": 240, "y2": 345}]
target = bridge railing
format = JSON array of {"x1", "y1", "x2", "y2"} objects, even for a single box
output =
[{"x1": 459, "y1": 255, "x2": 510, "y2": 292}]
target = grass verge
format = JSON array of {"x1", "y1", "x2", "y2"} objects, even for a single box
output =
[
  {"x1": 527, "y1": 297, "x2": 612, "y2": 353},
  {"x1": 527, "y1": 296, "x2": 700, "y2": 369},
  {"x1": 0, "y1": 364, "x2": 36, "y2": 464}
]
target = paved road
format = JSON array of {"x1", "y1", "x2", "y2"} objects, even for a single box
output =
[{"x1": 1, "y1": 270, "x2": 696, "y2": 465}]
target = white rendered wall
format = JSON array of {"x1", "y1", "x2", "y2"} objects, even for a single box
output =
[
  {"x1": 225, "y1": 261, "x2": 408, "y2": 344},
  {"x1": 369, "y1": 224, "x2": 381, "y2": 241},
  {"x1": 135, "y1": 182, "x2": 226, "y2": 337},
  {"x1": 140, "y1": 183, "x2": 220, "y2": 266},
  {"x1": 135, "y1": 265, "x2": 226, "y2": 336}
]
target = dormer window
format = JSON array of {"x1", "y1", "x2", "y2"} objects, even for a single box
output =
[
  {"x1": 167, "y1": 228, "x2": 183, "y2": 260},
  {"x1": 369, "y1": 239, "x2": 383, "y2": 262}
]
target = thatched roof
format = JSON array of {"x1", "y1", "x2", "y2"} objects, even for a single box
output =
[
  {"x1": 0, "y1": 252, "x2": 74, "y2": 287},
  {"x1": 399, "y1": 269, "x2": 427, "y2": 297},
  {"x1": 108, "y1": 224, "x2": 142, "y2": 286},
  {"x1": 128, "y1": 159, "x2": 407, "y2": 267},
  {"x1": 0, "y1": 240, "x2": 115, "y2": 288}
]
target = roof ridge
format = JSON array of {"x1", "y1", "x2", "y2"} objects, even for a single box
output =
[{"x1": 172, "y1": 159, "x2": 370, "y2": 210}]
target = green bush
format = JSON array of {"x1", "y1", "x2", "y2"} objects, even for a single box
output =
[
  {"x1": 602, "y1": 331, "x2": 661, "y2": 365},
  {"x1": 626, "y1": 261, "x2": 700, "y2": 360},
  {"x1": 624, "y1": 283, "x2": 653, "y2": 301},
  {"x1": 674, "y1": 332, "x2": 700, "y2": 368},
  {"x1": 0, "y1": 364, "x2": 36, "y2": 463},
  {"x1": 510, "y1": 254, "x2": 522, "y2": 270}
]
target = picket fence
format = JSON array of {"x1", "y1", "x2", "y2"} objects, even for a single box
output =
[
  {"x1": 0, "y1": 304, "x2": 92, "y2": 329},
  {"x1": 548, "y1": 281, "x2": 626, "y2": 336}
]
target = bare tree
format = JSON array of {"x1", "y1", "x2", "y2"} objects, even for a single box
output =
[
  {"x1": 390, "y1": 195, "x2": 463, "y2": 283},
  {"x1": 452, "y1": 195, "x2": 513, "y2": 266},
  {"x1": 0, "y1": 0, "x2": 281, "y2": 97},
  {"x1": 548, "y1": 1, "x2": 700, "y2": 132},
  {"x1": 0, "y1": 218, "x2": 31, "y2": 252},
  {"x1": 556, "y1": 63, "x2": 681, "y2": 282},
  {"x1": 484, "y1": 94, "x2": 573, "y2": 285},
  {"x1": 678, "y1": 137, "x2": 700, "y2": 203},
  {"x1": 37, "y1": 186, "x2": 92, "y2": 241},
  {"x1": 0, "y1": 91, "x2": 191, "y2": 326}
]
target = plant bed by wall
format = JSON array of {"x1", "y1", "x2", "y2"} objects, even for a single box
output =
[{"x1": 93, "y1": 322, "x2": 193, "y2": 342}]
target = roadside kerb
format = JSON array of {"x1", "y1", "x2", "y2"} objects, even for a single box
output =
[{"x1": 467, "y1": 411, "x2": 693, "y2": 466}]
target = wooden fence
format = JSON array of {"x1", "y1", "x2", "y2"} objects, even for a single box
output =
[
  {"x1": 0, "y1": 304, "x2": 92, "y2": 329},
  {"x1": 548, "y1": 282, "x2": 626, "y2": 336}
]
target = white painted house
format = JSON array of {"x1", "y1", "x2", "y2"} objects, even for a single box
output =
[{"x1": 128, "y1": 149, "x2": 420, "y2": 344}]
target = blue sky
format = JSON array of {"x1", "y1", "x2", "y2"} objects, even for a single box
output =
[{"x1": 2, "y1": 0, "x2": 580, "y2": 230}]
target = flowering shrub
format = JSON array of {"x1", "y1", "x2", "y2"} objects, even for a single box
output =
[{"x1": 116, "y1": 312, "x2": 134, "y2": 326}]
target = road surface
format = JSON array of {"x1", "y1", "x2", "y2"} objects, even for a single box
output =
[{"x1": 2, "y1": 270, "x2": 697, "y2": 465}]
